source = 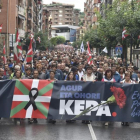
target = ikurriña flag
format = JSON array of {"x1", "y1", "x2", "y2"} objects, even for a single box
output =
[
  {"x1": 87, "y1": 42, "x2": 93, "y2": 65},
  {"x1": 14, "y1": 29, "x2": 20, "y2": 63},
  {"x1": 10, "y1": 79, "x2": 54, "y2": 118},
  {"x1": 122, "y1": 28, "x2": 129, "y2": 40},
  {"x1": 25, "y1": 34, "x2": 34, "y2": 63}
]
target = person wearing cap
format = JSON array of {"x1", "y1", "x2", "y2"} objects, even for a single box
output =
[{"x1": 83, "y1": 66, "x2": 96, "y2": 82}]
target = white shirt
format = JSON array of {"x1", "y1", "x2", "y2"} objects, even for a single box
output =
[
  {"x1": 78, "y1": 70, "x2": 84, "y2": 81},
  {"x1": 83, "y1": 73, "x2": 96, "y2": 81}
]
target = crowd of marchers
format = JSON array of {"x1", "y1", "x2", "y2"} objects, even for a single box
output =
[{"x1": 0, "y1": 50, "x2": 140, "y2": 126}]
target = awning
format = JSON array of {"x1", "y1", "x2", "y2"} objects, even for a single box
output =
[
  {"x1": 133, "y1": 49, "x2": 140, "y2": 55},
  {"x1": 18, "y1": 15, "x2": 25, "y2": 20}
]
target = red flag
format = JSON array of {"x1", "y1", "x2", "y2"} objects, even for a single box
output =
[
  {"x1": 0, "y1": 24, "x2": 2, "y2": 33},
  {"x1": 87, "y1": 42, "x2": 93, "y2": 65},
  {"x1": 3, "y1": 41, "x2": 7, "y2": 64},
  {"x1": 25, "y1": 38, "x2": 33, "y2": 63},
  {"x1": 122, "y1": 28, "x2": 129, "y2": 40},
  {"x1": 17, "y1": 45, "x2": 22, "y2": 61},
  {"x1": 14, "y1": 29, "x2": 20, "y2": 63}
]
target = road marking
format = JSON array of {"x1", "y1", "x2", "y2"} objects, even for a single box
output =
[{"x1": 88, "y1": 123, "x2": 97, "y2": 140}]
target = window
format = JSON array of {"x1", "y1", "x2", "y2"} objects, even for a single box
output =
[
  {"x1": 59, "y1": 15, "x2": 62, "y2": 17},
  {"x1": 59, "y1": 10, "x2": 62, "y2": 13},
  {"x1": 59, "y1": 23, "x2": 62, "y2": 25}
]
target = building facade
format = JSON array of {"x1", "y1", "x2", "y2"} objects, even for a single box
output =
[
  {"x1": 42, "y1": 6, "x2": 52, "y2": 39},
  {"x1": 84, "y1": 0, "x2": 101, "y2": 29},
  {"x1": 0, "y1": 0, "x2": 43, "y2": 55},
  {"x1": 46, "y1": 2, "x2": 76, "y2": 26},
  {"x1": 73, "y1": 9, "x2": 80, "y2": 26}
]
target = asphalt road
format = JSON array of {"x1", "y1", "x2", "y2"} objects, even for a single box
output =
[{"x1": 0, "y1": 119, "x2": 140, "y2": 140}]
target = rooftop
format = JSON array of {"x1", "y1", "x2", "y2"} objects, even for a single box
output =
[
  {"x1": 46, "y1": 2, "x2": 74, "y2": 7},
  {"x1": 52, "y1": 25, "x2": 80, "y2": 30}
]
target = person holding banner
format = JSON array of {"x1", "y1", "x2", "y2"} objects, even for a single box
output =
[
  {"x1": 120, "y1": 72, "x2": 135, "y2": 126},
  {"x1": 101, "y1": 69, "x2": 116, "y2": 83},
  {"x1": 47, "y1": 70, "x2": 57, "y2": 124},
  {"x1": 65, "y1": 71, "x2": 76, "y2": 123},
  {"x1": 82, "y1": 66, "x2": 96, "y2": 124},
  {"x1": 101, "y1": 69, "x2": 116, "y2": 126},
  {"x1": 118, "y1": 67, "x2": 125, "y2": 81},
  {"x1": 83, "y1": 66, "x2": 96, "y2": 82}
]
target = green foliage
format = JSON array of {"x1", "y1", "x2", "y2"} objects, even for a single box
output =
[
  {"x1": 97, "y1": 0, "x2": 140, "y2": 47},
  {"x1": 24, "y1": 31, "x2": 52, "y2": 51},
  {"x1": 80, "y1": 0, "x2": 140, "y2": 57},
  {"x1": 50, "y1": 36, "x2": 66, "y2": 45},
  {"x1": 56, "y1": 36, "x2": 66, "y2": 44}
]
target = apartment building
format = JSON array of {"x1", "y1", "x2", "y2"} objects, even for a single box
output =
[
  {"x1": 0, "y1": 0, "x2": 43, "y2": 55},
  {"x1": 27, "y1": 0, "x2": 43, "y2": 33},
  {"x1": 73, "y1": 9, "x2": 80, "y2": 26},
  {"x1": 42, "y1": 7, "x2": 52, "y2": 38},
  {"x1": 46, "y1": 2, "x2": 75, "y2": 25},
  {"x1": 0, "y1": 0, "x2": 17, "y2": 55},
  {"x1": 84, "y1": 0, "x2": 101, "y2": 29},
  {"x1": 76, "y1": 26, "x2": 86, "y2": 41}
]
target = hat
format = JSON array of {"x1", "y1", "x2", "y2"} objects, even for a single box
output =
[
  {"x1": 133, "y1": 66, "x2": 139, "y2": 70},
  {"x1": 86, "y1": 66, "x2": 93, "y2": 70}
]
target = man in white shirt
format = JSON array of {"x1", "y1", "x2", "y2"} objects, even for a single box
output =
[{"x1": 78, "y1": 64, "x2": 84, "y2": 81}]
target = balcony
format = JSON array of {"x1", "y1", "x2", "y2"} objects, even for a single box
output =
[
  {"x1": 65, "y1": 8, "x2": 73, "y2": 11},
  {"x1": 18, "y1": 28, "x2": 25, "y2": 38},
  {"x1": 18, "y1": 6, "x2": 25, "y2": 17}
]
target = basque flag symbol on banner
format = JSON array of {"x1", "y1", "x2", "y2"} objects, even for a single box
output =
[{"x1": 10, "y1": 79, "x2": 54, "y2": 118}]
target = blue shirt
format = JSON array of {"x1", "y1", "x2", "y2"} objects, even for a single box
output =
[
  {"x1": 132, "y1": 73, "x2": 138, "y2": 82},
  {"x1": 113, "y1": 72, "x2": 121, "y2": 83}
]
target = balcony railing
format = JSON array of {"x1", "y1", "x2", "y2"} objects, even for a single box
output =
[
  {"x1": 18, "y1": 28, "x2": 25, "y2": 37},
  {"x1": 18, "y1": 6, "x2": 25, "y2": 17}
]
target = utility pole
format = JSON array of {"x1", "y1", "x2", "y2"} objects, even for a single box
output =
[
  {"x1": 130, "y1": 34, "x2": 133, "y2": 62},
  {"x1": 130, "y1": 0, "x2": 134, "y2": 62}
]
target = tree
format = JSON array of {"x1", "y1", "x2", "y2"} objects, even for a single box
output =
[
  {"x1": 97, "y1": 0, "x2": 140, "y2": 58},
  {"x1": 50, "y1": 36, "x2": 66, "y2": 45},
  {"x1": 82, "y1": 0, "x2": 140, "y2": 58},
  {"x1": 24, "y1": 31, "x2": 52, "y2": 51},
  {"x1": 56, "y1": 36, "x2": 66, "y2": 44}
]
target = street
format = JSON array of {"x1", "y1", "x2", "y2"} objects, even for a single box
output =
[{"x1": 0, "y1": 119, "x2": 140, "y2": 140}]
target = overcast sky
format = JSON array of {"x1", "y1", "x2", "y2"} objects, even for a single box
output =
[{"x1": 43, "y1": 0, "x2": 85, "y2": 12}]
